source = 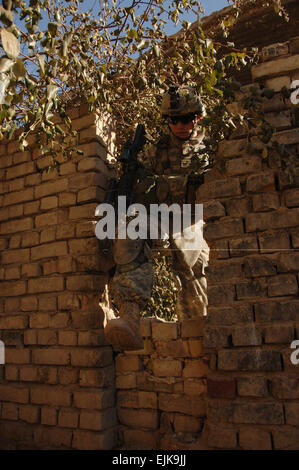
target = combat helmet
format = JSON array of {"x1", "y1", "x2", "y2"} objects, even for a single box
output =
[{"x1": 161, "y1": 85, "x2": 203, "y2": 117}]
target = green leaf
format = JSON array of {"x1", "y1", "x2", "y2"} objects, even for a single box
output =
[
  {"x1": 46, "y1": 84, "x2": 58, "y2": 101},
  {"x1": 38, "y1": 54, "x2": 45, "y2": 75},
  {"x1": 127, "y1": 29, "x2": 137, "y2": 40},
  {"x1": 1, "y1": 29, "x2": 20, "y2": 59},
  {"x1": 0, "y1": 57, "x2": 14, "y2": 73},
  {"x1": 12, "y1": 59, "x2": 26, "y2": 78}
]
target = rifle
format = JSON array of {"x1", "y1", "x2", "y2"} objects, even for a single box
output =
[{"x1": 99, "y1": 124, "x2": 146, "y2": 253}]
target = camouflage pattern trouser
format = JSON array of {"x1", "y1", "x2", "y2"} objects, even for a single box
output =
[{"x1": 109, "y1": 227, "x2": 209, "y2": 321}]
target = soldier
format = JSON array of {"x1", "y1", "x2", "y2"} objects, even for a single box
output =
[{"x1": 100, "y1": 85, "x2": 210, "y2": 351}]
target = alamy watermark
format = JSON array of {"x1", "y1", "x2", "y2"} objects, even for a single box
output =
[
  {"x1": 290, "y1": 340, "x2": 299, "y2": 365},
  {"x1": 0, "y1": 340, "x2": 5, "y2": 365},
  {"x1": 290, "y1": 80, "x2": 299, "y2": 105},
  {"x1": 95, "y1": 197, "x2": 204, "y2": 250}
]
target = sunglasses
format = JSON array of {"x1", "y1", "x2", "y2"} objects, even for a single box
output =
[{"x1": 167, "y1": 114, "x2": 197, "y2": 125}]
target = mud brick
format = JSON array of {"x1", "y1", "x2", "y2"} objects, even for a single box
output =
[
  {"x1": 197, "y1": 178, "x2": 241, "y2": 202},
  {"x1": 151, "y1": 321, "x2": 178, "y2": 341},
  {"x1": 271, "y1": 376, "x2": 299, "y2": 399},
  {"x1": 76, "y1": 221, "x2": 95, "y2": 237},
  {"x1": 28, "y1": 277, "x2": 64, "y2": 294},
  {"x1": 58, "y1": 192, "x2": 77, "y2": 207},
  {"x1": 203, "y1": 200, "x2": 226, "y2": 220},
  {"x1": 244, "y1": 257, "x2": 276, "y2": 277},
  {"x1": 252, "y1": 192, "x2": 280, "y2": 212},
  {"x1": 6, "y1": 162, "x2": 35, "y2": 180},
  {"x1": 77, "y1": 155, "x2": 111, "y2": 176},
  {"x1": 259, "y1": 231, "x2": 290, "y2": 252},
  {"x1": 285, "y1": 188, "x2": 299, "y2": 207},
  {"x1": 155, "y1": 339, "x2": 189, "y2": 357},
  {"x1": 79, "y1": 408, "x2": 117, "y2": 431},
  {"x1": 77, "y1": 186, "x2": 105, "y2": 203},
  {"x1": 173, "y1": 414, "x2": 201, "y2": 433},
  {"x1": 0, "y1": 238, "x2": 8, "y2": 250},
  {"x1": 218, "y1": 349, "x2": 282, "y2": 371},
  {"x1": 208, "y1": 284, "x2": 236, "y2": 304},
  {"x1": 4, "y1": 188, "x2": 34, "y2": 206},
  {"x1": 291, "y1": 232, "x2": 299, "y2": 248},
  {"x1": 21, "y1": 296, "x2": 38, "y2": 311},
  {"x1": 40, "y1": 196, "x2": 58, "y2": 210},
  {"x1": 182, "y1": 359, "x2": 208, "y2": 378},
  {"x1": 34, "y1": 178, "x2": 68, "y2": 199},
  {"x1": 0, "y1": 280, "x2": 26, "y2": 296},
  {"x1": 56, "y1": 224, "x2": 75, "y2": 239},
  {"x1": 204, "y1": 218, "x2": 244, "y2": 241},
  {"x1": 72, "y1": 429, "x2": 116, "y2": 450},
  {"x1": 229, "y1": 236, "x2": 258, "y2": 257},
  {"x1": 207, "y1": 376, "x2": 236, "y2": 399},
  {"x1": 252, "y1": 54, "x2": 299, "y2": 79},
  {"x1": 184, "y1": 378, "x2": 206, "y2": 396},
  {"x1": 276, "y1": 251, "x2": 299, "y2": 272},
  {"x1": 0, "y1": 315, "x2": 27, "y2": 330},
  {"x1": 31, "y1": 241, "x2": 68, "y2": 260},
  {"x1": 217, "y1": 138, "x2": 248, "y2": 158},
  {"x1": 0, "y1": 385, "x2": 29, "y2": 403},
  {"x1": 265, "y1": 76, "x2": 291, "y2": 93},
  {"x1": 255, "y1": 300, "x2": 299, "y2": 322},
  {"x1": 79, "y1": 366, "x2": 114, "y2": 388},
  {"x1": 159, "y1": 393, "x2": 206, "y2": 417},
  {"x1": 69, "y1": 203, "x2": 98, "y2": 220},
  {"x1": 66, "y1": 274, "x2": 105, "y2": 291},
  {"x1": 151, "y1": 358, "x2": 182, "y2": 377},
  {"x1": 0, "y1": 217, "x2": 33, "y2": 235},
  {"x1": 34, "y1": 427, "x2": 72, "y2": 448},
  {"x1": 207, "y1": 424, "x2": 237, "y2": 449},
  {"x1": 70, "y1": 311, "x2": 102, "y2": 329},
  {"x1": 118, "y1": 408, "x2": 159, "y2": 430},
  {"x1": 68, "y1": 238, "x2": 98, "y2": 255},
  {"x1": 19, "y1": 405, "x2": 40, "y2": 424},
  {"x1": 9, "y1": 235, "x2": 22, "y2": 249},
  {"x1": 115, "y1": 355, "x2": 141, "y2": 373},
  {"x1": 116, "y1": 374, "x2": 137, "y2": 389},
  {"x1": 188, "y1": 339, "x2": 204, "y2": 357},
  {"x1": 5, "y1": 365, "x2": 19, "y2": 381},
  {"x1": 246, "y1": 171, "x2": 275, "y2": 193},
  {"x1": 285, "y1": 403, "x2": 299, "y2": 425},
  {"x1": 275, "y1": 129, "x2": 299, "y2": 146},
  {"x1": 58, "y1": 331, "x2": 77, "y2": 346},
  {"x1": 8, "y1": 177, "x2": 25, "y2": 191},
  {"x1": 71, "y1": 348, "x2": 112, "y2": 367},
  {"x1": 4, "y1": 297, "x2": 21, "y2": 312},
  {"x1": 2, "y1": 248, "x2": 30, "y2": 264},
  {"x1": 239, "y1": 428, "x2": 272, "y2": 450},
  {"x1": 264, "y1": 325, "x2": 294, "y2": 344},
  {"x1": 37, "y1": 233, "x2": 56, "y2": 252},
  {"x1": 264, "y1": 110, "x2": 292, "y2": 129},
  {"x1": 268, "y1": 274, "x2": 298, "y2": 296},
  {"x1": 31, "y1": 386, "x2": 71, "y2": 406},
  {"x1": 22, "y1": 232, "x2": 39, "y2": 247},
  {"x1": 232, "y1": 326, "x2": 262, "y2": 346},
  {"x1": 41, "y1": 407, "x2": 57, "y2": 426},
  {"x1": 1, "y1": 402, "x2": 18, "y2": 420},
  {"x1": 181, "y1": 318, "x2": 205, "y2": 337},
  {"x1": 68, "y1": 172, "x2": 107, "y2": 191},
  {"x1": 32, "y1": 348, "x2": 69, "y2": 365},
  {"x1": 73, "y1": 390, "x2": 115, "y2": 410},
  {"x1": 37, "y1": 330, "x2": 57, "y2": 345},
  {"x1": 0, "y1": 154, "x2": 12, "y2": 168},
  {"x1": 59, "y1": 162, "x2": 76, "y2": 175},
  {"x1": 206, "y1": 262, "x2": 242, "y2": 283},
  {"x1": 39, "y1": 295, "x2": 57, "y2": 311},
  {"x1": 225, "y1": 197, "x2": 251, "y2": 217},
  {"x1": 58, "y1": 409, "x2": 79, "y2": 428},
  {"x1": 237, "y1": 376, "x2": 269, "y2": 397},
  {"x1": 24, "y1": 330, "x2": 37, "y2": 345},
  {"x1": 25, "y1": 173, "x2": 41, "y2": 186},
  {"x1": 262, "y1": 42, "x2": 289, "y2": 61},
  {"x1": 5, "y1": 266, "x2": 21, "y2": 280},
  {"x1": 35, "y1": 210, "x2": 66, "y2": 228},
  {"x1": 273, "y1": 427, "x2": 299, "y2": 450},
  {"x1": 203, "y1": 326, "x2": 230, "y2": 348},
  {"x1": 71, "y1": 113, "x2": 96, "y2": 130},
  {"x1": 233, "y1": 402, "x2": 284, "y2": 424},
  {"x1": 24, "y1": 201, "x2": 40, "y2": 215},
  {"x1": 226, "y1": 155, "x2": 262, "y2": 176},
  {"x1": 58, "y1": 368, "x2": 78, "y2": 385},
  {"x1": 247, "y1": 208, "x2": 299, "y2": 232}
]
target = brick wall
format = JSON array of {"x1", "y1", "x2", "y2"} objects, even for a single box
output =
[
  {"x1": 115, "y1": 37, "x2": 299, "y2": 450},
  {"x1": 0, "y1": 104, "x2": 118, "y2": 449}
]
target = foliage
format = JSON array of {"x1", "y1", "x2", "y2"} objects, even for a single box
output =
[
  {"x1": 0, "y1": 0, "x2": 289, "y2": 159},
  {"x1": 141, "y1": 255, "x2": 178, "y2": 321}
]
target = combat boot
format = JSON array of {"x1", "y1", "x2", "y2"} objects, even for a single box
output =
[{"x1": 104, "y1": 301, "x2": 144, "y2": 351}]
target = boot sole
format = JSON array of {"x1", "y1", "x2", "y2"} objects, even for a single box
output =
[{"x1": 105, "y1": 319, "x2": 144, "y2": 351}]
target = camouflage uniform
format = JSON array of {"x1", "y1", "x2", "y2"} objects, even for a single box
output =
[{"x1": 101, "y1": 86, "x2": 210, "y2": 350}]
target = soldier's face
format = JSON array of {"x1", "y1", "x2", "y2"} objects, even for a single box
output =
[{"x1": 168, "y1": 115, "x2": 201, "y2": 140}]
